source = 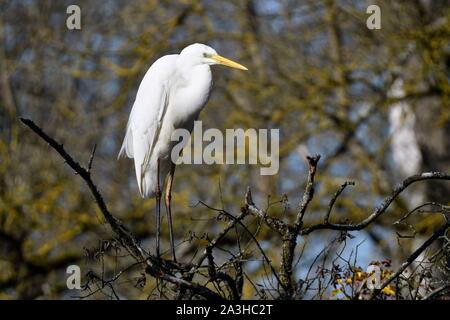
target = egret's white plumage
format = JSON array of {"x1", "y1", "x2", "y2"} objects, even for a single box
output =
[
  {"x1": 118, "y1": 43, "x2": 246, "y2": 260},
  {"x1": 118, "y1": 43, "x2": 247, "y2": 198}
]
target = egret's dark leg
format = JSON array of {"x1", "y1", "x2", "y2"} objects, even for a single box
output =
[
  {"x1": 155, "y1": 158, "x2": 162, "y2": 258},
  {"x1": 164, "y1": 162, "x2": 176, "y2": 262}
]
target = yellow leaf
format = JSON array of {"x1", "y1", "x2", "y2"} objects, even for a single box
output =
[
  {"x1": 382, "y1": 285, "x2": 396, "y2": 296},
  {"x1": 331, "y1": 289, "x2": 342, "y2": 296}
]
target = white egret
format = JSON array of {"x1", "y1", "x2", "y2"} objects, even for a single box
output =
[{"x1": 118, "y1": 43, "x2": 247, "y2": 261}]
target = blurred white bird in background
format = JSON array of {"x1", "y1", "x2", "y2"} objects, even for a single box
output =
[{"x1": 118, "y1": 43, "x2": 247, "y2": 261}]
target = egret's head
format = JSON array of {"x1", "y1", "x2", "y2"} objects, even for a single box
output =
[{"x1": 179, "y1": 43, "x2": 248, "y2": 71}]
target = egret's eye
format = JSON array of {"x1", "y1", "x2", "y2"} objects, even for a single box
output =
[{"x1": 203, "y1": 53, "x2": 210, "y2": 58}]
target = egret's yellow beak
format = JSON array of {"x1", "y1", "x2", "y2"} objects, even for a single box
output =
[{"x1": 212, "y1": 54, "x2": 248, "y2": 71}]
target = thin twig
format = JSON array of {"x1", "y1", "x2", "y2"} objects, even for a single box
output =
[
  {"x1": 324, "y1": 181, "x2": 355, "y2": 223},
  {"x1": 423, "y1": 283, "x2": 450, "y2": 300},
  {"x1": 87, "y1": 143, "x2": 97, "y2": 172}
]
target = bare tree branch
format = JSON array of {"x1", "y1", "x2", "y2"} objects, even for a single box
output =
[
  {"x1": 369, "y1": 221, "x2": 450, "y2": 300},
  {"x1": 19, "y1": 117, "x2": 450, "y2": 300},
  {"x1": 301, "y1": 172, "x2": 450, "y2": 235},
  {"x1": 20, "y1": 117, "x2": 224, "y2": 301},
  {"x1": 296, "y1": 155, "x2": 321, "y2": 228},
  {"x1": 325, "y1": 180, "x2": 355, "y2": 224}
]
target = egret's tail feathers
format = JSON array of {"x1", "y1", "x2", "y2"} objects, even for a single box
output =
[
  {"x1": 140, "y1": 170, "x2": 157, "y2": 198},
  {"x1": 138, "y1": 159, "x2": 170, "y2": 199},
  {"x1": 117, "y1": 144, "x2": 126, "y2": 160},
  {"x1": 118, "y1": 126, "x2": 134, "y2": 160}
]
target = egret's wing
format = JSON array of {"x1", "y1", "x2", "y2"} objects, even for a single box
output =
[{"x1": 118, "y1": 54, "x2": 178, "y2": 196}]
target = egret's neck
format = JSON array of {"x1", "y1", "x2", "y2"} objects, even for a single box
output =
[
  {"x1": 176, "y1": 60, "x2": 208, "y2": 79},
  {"x1": 172, "y1": 63, "x2": 212, "y2": 119},
  {"x1": 175, "y1": 60, "x2": 211, "y2": 87}
]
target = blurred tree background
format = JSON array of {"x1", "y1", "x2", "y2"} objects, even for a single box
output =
[{"x1": 0, "y1": 0, "x2": 449, "y2": 299}]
